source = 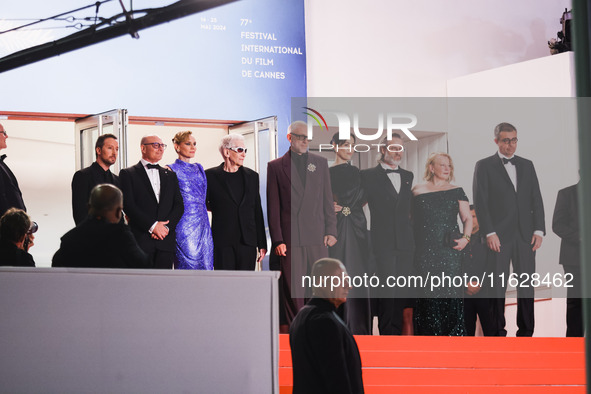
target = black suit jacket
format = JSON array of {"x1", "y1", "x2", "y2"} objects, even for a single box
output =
[
  {"x1": 71, "y1": 161, "x2": 121, "y2": 225},
  {"x1": 473, "y1": 153, "x2": 545, "y2": 243},
  {"x1": 52, "y1": 218, "x2": 150, "y2": 268},
  {"x1": 289, "y1": 298, "x2": 364, "y2": 394},
  {"x1": 361, "y1": 164, "x2": 414, "y2": 254},
  {"x1": 0, "y1": 154, "x2": 26, "y2": 215},
  {"x1": 552, "y1": 183, "x2": 580, "y2": 267},
  {"x1": 119, "y1": 162, "x2": 184, "y2": 253},
  {"x1": 205, "y1": 164, "x2": 267, "y2": 249},
  {"x1": 0, "y1": 239, "x2": 35, "y2": 267}
]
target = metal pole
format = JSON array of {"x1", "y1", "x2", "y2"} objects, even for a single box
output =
[
  {"x1": 0, "y1": 0, "x2": 236, "y2": 73},
  {"x1": 571, "y1": 1, "x2": 591, "y2": 392}
]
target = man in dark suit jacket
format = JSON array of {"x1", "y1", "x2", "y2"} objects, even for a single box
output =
[
  {"x1": 361, "y1": 134, "x2": 414, "y2": 335},
  {"x1": 53, "y1": 184, "x2": 150, "y2": 269},
  {"x1": 473, "y1": 122, "x2": 545, "y2": 337},
  {"x1": 290, "y1": 258, "x2": 363, "y2": 394},
  {"x1": 71, "y1": 133, "x2": 121, "y2": 225},
  {"x1": 267, "y1": 121, "x2": 337, "y2": 332},
  {"x1": 0, "y1": 123, "x2": 26, "y2": 216},
  {"x1": 205, "y1": 134, "x2": 266, "y2": 270},
  {"x1": 552, "y1": 182, "x2": 582, "y2": 337},
  {"x1": 119, "y1": 135, "x2": 184, "y2": 269}
]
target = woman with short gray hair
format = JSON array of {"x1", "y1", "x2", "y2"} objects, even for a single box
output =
[{"x1": 205, "y1": 133, "x2": 267, "y2": 271}]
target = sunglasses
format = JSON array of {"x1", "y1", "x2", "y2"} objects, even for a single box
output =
[{"x1": 229, "y1": 147, "x2": 247, "y2": 154}]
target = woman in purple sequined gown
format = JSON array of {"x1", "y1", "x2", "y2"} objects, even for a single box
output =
[{"x1": 168, "y1": 131, "x2": 213, "y2": 270}]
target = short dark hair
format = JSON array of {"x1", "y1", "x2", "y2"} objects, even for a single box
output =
[
  {"x1": 88, "y1": 184, "x2": 123, "y2": 218},
  {"x1": 330, "y1": 132, "x2": 356, "y2": 146},
  {"x1": 0, "y1": 208, "x2": 30, "y2": 243},
  {"x1": 494, "y1": 122, "x2": 516, "y2": 139},
  {"x1": 95, "y1": 134, "x2": 118, "y2": 157}
]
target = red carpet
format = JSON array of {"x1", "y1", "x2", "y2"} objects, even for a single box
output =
[{"x1": 279, "y1": 334, "x2": 585, "y2": 393}]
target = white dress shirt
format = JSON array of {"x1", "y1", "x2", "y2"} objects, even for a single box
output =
[
  {"x1": 141, "y1": 158, "x2": 161, "y2": 203},
  {"x1": 487, "y1": 152, "x2": 543, "y2": 239},
  {"x1": 498, "y1": 151, "x2": 517, "y2": 191},
  {"x1": 141, "y1": 158, "x2": 161, "y2": 234},
  {"x1": 380, "y1": 162, "x2": 401, "y2": 193}
]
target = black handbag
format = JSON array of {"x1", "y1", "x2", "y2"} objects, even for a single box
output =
[{"x1": 444, "y1": 231, "x2": 463, "y2": 248}]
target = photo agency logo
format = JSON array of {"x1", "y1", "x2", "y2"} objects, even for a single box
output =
[{"x1": 302, "y1": 107, "x2": 418, "y2": 152}]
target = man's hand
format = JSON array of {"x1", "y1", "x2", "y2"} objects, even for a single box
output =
[
  {"x1": 334, "y1": 202, "x2": 342, "y2": 213},
  {"x1": 151, "y1": 220, "x2": 170, "y2": 240},
  {"x1": 486, "y1": 234, "x2": 501, "y2": 253},
  {"x1": 274, "y1": 243, "x2": 287, "y2": 256},
  {"x1": 258, "y1": 248, "x2": 267, "y2": 263},
  {"x1": 324, "y1": 235, "x2": 337, "y2": 247},
  {"x1": 531, "y1": 234, "x2": 543, "y2": 251}
]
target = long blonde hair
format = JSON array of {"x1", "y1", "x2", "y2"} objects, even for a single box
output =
[{"x1": 423, "y1": 152, "x2": 455, "y2": 182}]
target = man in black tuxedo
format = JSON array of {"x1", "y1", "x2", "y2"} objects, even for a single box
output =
[
  {"x1": 119, "y1": 135, "x2": 184, "y2": 269},
  {"x1": 473, "y1": 122, "x2": 545, "y2": 337},
  {"x1": 0, "y1": 123, "x2": 26, "y2": 216},
  {"x1": 290, "y1": 258, "x2": 363, "y2": 394},
  {"x1": 361, "y1": 134, "x2": 414, "y2": 335},
  {"x1": 552, "y1": 182, "x2": 582, "y2": 337},
  {"x1": 53, "y1": 184, "x2": 150, "y2": 269},
  {"x1": 71, "y1": 133, "x2": 121, "y2": 225},
  {"x1": 205, "y1": 133, "x2": 266, "y2": 270}
]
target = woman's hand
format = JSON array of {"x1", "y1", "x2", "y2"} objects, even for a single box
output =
[
  {"x1": 453, "y1": 237, "x2": 469, "y2": 251},
  {"x1": 334, "y1": 202, "x2": 342, "y2": 213}
]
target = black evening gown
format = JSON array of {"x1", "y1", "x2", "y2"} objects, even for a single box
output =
[
  {"x1": 413, "y1": 187, "x2": 468, "y2": 336},
  {"x1": 329, "y1": 163, "x2": 372, "y2": 335}
]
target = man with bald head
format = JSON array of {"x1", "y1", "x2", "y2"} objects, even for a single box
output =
[
  {"x1": 53, "y1": 184, "x2": 150, "y2": 268},
  {"x1": 289, "y1": 258, "x2": 363, "y2": 394},
  {"x1": 0, "y1": 123, "x2": 26, "y2": 216},
  {"x1": 119, "y1": 135, "x2": 184, "y2": 268}
]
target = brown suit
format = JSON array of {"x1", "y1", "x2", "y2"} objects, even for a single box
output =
[{"x1": 267, "y1": 150, "x2": 337, "y2": 326}]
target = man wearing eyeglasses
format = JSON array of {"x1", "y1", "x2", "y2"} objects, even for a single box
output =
[
  {"x1": 119, "y1": 135, "x2": 184, "y2": 269},
  {"x1": 0, "y1": 123, "x2": 27, "y2": 216},
  {"x1": 473, "y1": 122, "x2": 545, "y2": 337},
  {"x1": 267, "y1": 121, "x2": 337, "y2": 333},
  {"x1": 205, "y1": 133, "x2": 267, "y2": 271}
]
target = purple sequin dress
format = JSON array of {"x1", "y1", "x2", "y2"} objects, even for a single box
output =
[{"x1": 169, "y1": 159, "x2": 214, "y2": 270}]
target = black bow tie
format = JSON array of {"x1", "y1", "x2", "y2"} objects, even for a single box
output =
[
  {"x1": 385, "y1": 168, "x2": 401, "y2": 174},
  {"x1": 502, "y1": 157, "x2": 516, "y2": 165},
  {"x1": 146, "y1": 163, "x2": 160, "y2": 169},
  {"x1": 0, "y1": 154, "x2": 6, "y2": 162}
]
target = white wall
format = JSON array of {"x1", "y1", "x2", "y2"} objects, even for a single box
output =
[
  {"x1": 1, "y1": 117, "x2": 228, "y2": 267},
  {"x1": 445, "y1": 53, "x2": 577, "y2": 336},
  {"x1": 305, "y1": 2, "x2": 575, "y2": 336},
  {"x1": 127, "y1": 123, "x2": 228, "y2": 169},
  {"x1": 305, "y1": 0, "x2": 571, "y2": 97},
  {"x1": 1, "y1": 119, "x2": 76, "y2": 265}
]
